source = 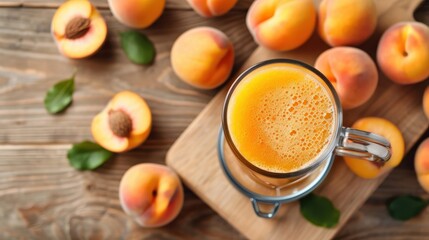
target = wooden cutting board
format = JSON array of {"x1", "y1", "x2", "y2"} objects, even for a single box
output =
[{"x1": 167, "y1": 0, "x2": 428, "y2": 239}]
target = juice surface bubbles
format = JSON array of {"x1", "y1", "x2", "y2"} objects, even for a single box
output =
[{"x1": 227, "y1": 63, "x2": 336, "y2": 173}]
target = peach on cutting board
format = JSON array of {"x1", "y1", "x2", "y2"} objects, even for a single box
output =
[
  {"x1": 377, "y1": 21, "x2": 429, "y2": 84},
  {"x1": 51, "y1": 0, "x2": 107, "y2": 59},
  {"x1": 314, "y1": 47, "x2": 378, "y2": 109},
  {"x1": 415, "y1": 138, "x2": 429, "y2": 193},
  {"x1": 119, "y1": 163, "x2": 184, "y2": 227},
  {"x1": 91, "y1": 91, "x2": 152, "y2": 153},
  {"x1": 343, "y1": 117, "x2": 405, "y2": 179},
  {"x1": 246, "y1": 0, "x2": 316, "y2": 51},
  {"x1": 318, "y1": 0, "x2": 377, "y2": 47},
  {"x1": 187, "y1": 0, "x2": 238, "y2": 17},
  {"x1": 108, "y1": 0, "x2": 165, "y2": 28},
  {"x1": 170, "y1": 27, "x2": 234, "y2": 89}
]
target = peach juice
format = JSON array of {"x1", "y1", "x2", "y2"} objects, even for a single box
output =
[{"x1": 226, "y1": 62, "x2": 336, "y2": 173}]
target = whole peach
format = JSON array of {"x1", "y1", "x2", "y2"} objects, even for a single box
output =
[
  {"x1": 119, "y1": 163, "x2": 184, "y2": 227},
  {"x1": 187, "y1": 0, "x2": 237, "y2": 17},
  {"x1": 108, "y1": 0, "x2": 165, "y2": 28},
  {"x1": 377, "y1": 22, "x2": 429, "y2": 84},
  {"x1": 314, "y1": 47, "x2": 378, "y2": 109},
  {"x1": 343, "y1": 117, "x2": 405, "y2": 179},
  {"x1": 246, "y1": 0, "x2": 316, "y2": 51},
  {"x1": 171, "y1": 27, "x2": 234, "y2": 89},
  {"x1": 318, "y1": 0, "x2": 377, "y2": 47},
  {"x1": 415, "y1": 138, "x2": 429, "y2": 193}
]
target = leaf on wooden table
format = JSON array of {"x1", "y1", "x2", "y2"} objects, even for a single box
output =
[
  {"x1": 300, "y1": 193, "x2": 340, "y2": 228},
  {"x1": 120, "y1": 30, "x2": 156, "y2": 65},
  {"x1": 44, "y1": 74, "x2": 75, "y2": 114},
  {"x1": 387, "y1": 195, "x2": 428, "y2": 221},
  {"x1": 67, "y1": 141, "x2": 113, "y2": 170}
]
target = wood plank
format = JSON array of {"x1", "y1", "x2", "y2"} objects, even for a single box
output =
[
  {"x1": 0, "y1": 6, "x2": 255, "y2": 240},
  {"x1": 0, "y1": 146, "x2": 245, "y2": 239},
  {"x1": 0, "y1": 0, "x2": 254, "y2": 10},
  {"x1": 166, "y1": 0, "x2": 429, "y2": 239},
  {"x1": 0, "y1": 8, "x2": 257, "y2": 144}
]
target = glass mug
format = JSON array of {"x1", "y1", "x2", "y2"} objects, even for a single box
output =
[{"x1": 218, "y1": 59, "x2": 391, "y2": 218}]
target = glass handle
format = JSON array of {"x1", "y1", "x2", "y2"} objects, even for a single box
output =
[
  {"x1": 251, "y1": 198, "x2": 280, "y2": 218},
  {"x1": 335, "y1": 127, "x2": 392, "y2": 163}
]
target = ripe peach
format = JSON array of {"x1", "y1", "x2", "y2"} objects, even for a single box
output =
[
  {"x1": 415, "y1": 138, "x2": 429, "y2": 193},
  {"x1": 171, "y1": 27, "x2": 234, "y2": 89},
  {"x1": 108, "y1": 0, "x2": 165, "y2": 28},
  {"x1": 120, "y1": 163, "x2": 184, "y2": 227},
  {"x1": 318, "y1": 0, "x2": 377, "y2": 47},
  {"x1": 187, "y1": 0, "x2": 238, "y2": 17},
  {"x1": 91, "y1": 91, "x2": 152, "y2": 153},
  {"x1": 377, "y1": 22, "x2": 429, "y2": 84},
  {"x1": 314, "y1": 47, "x2": 378, "y2": 109},
  {"x1": 343, "y1": 117, "x2": 405, "y2": 179},
  {"x1": 246, "y1": 0, "x2": 316, "y2": 51},
  {"x1": 423, "y1": 87, "x2": 429, "y2": 120},
  {"x1": 51, "y1": 0, "x2": 107, "y2": 59}
]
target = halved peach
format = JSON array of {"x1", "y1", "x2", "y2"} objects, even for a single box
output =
[
  {"x1": 91, "y1": 91, "x2": 152, "y2": 153},
  {"x1": 51, "y1": 0, "x2": 107, "y2": 59},
  {"x1": 343, "y1": 117, "x2": 405, "y2": 179}
]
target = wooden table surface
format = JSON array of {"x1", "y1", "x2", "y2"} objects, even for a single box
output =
[{"x1": 0, "y1": 1, "x2": 428, "y2": 239}]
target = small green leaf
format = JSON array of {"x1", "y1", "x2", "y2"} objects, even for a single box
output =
[
  {"x1": 300, "y1": 193, "x2": 340, "y2": 228},
  {"x1": 44, "y1": 74, "x2": 75, "y2": 114},
  {"x1": 67, "y1": 141, "x2": 113, "y2": 170},
  {"x1": 120, "y1": 30, "x2": 156, "y2": 65},
  {"x1": 387, "y1": 195, "x2": 428, "y2": 221}
]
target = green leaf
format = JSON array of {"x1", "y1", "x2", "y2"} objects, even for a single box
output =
[
  {"x1": 67, "y1": 141, "x2": 113, "y2": 170},
  {"x1": 44, "y1": 74, "x2": 75, "y2": 114},
  {"x1": 387, "y1": 195, "x2": 428, "y2": 221},
  {"x1": 120, "y1": 30, "x2": 156, "y2": 65},
  {"x1": 300, "y1": 193, "x2": 340, "y2": 228}
]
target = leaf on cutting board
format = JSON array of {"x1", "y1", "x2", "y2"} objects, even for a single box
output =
[{"x1": 300, "y1": 193, "x2": 340, "y2": 228}]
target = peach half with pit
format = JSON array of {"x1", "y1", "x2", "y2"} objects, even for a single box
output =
[
  {"x1": 91, "y1": 91, "x2": 152, "y2": 153},
  {"x1": 51, "y1": 0, "x2": 107, "y2": 59}
]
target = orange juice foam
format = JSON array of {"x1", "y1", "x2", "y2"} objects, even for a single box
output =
[{"x1": 227, "y1": 63, "x2": 335, "y2": 173}]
